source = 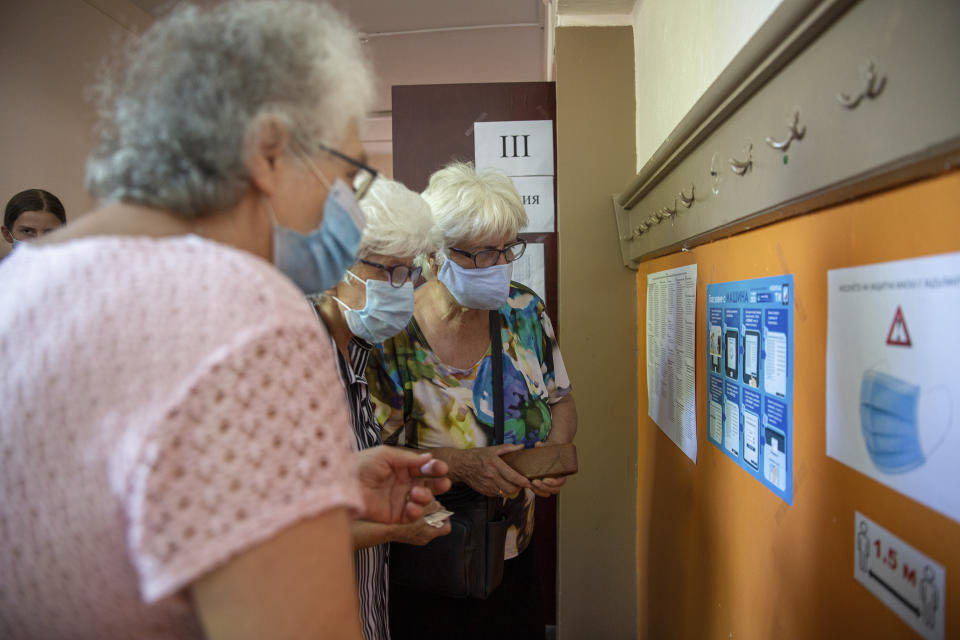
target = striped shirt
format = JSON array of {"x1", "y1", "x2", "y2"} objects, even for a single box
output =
[{"x1": 334, "y1": 336, "x2": 390, "y2": 640}]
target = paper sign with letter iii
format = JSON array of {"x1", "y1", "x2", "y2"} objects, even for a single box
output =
[{"x1": 473, "y1": 120, "x2": 554, "y2": 177}]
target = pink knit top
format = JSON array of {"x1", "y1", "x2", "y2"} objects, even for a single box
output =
[{"x1": 0, "y1": 235, "x2": 363, "y2": 638}]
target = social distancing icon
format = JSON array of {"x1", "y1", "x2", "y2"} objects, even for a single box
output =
[{"x1": 886, "y1": 306, "x2": 912, "y2": 347}]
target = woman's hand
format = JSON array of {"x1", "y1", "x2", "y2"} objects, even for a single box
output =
[
  {"x1": 529, "y1": 441, "x2": 569, "y2": 498},
  {"x1": 530, "y1": 476, "x2": 567, "y2": 498},
  {"x1": 440, "y1": 444, "x2": 531, "y2": 497},
  {"x1": 391, "y1": 501, "x2": 452, "y2": 545},
  {"x1": 355, "y1": 446, "x2": 451, "y2": 524}
]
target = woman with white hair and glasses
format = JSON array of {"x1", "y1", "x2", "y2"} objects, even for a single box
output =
[
  {"x1": 309, "y1": 177, "x2": 452, "y2": 640},
  {"x1": 368, "y1": 162, "x2": 577, "y2": 639},
  {"x1": 0, "y1": 3, "x2": 449, "y2": 639}
]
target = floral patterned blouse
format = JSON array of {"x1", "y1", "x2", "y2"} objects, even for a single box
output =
[{"x1": 367, "y1": 284, "x2": 571, "y2": 558}]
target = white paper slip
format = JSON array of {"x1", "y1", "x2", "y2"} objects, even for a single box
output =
[
  {"x1": 424, "y1": 509, "x2": 453, "y2": 528},
  {"x1": 854, "y1": 511, "x2": 946, "y2": 639}
]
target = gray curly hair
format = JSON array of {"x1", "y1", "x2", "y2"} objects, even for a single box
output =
[{"x1": 85, "y1": 0, "x2": 374, "y2": 217}]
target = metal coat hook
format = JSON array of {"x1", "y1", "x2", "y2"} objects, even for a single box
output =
[
  {"x1": 837, "y1": 61, "x2": 886, "y2": 108},
  {"x1": 620, "y1": 220, "x2": 649, "y2": 241},
  {"x1": 709, "y1": 153, "x2": 722, "y2": 195},
  {"x1": 678, "y1": 185, "x2": 695, "y2": 208},
  {"x1": 765, "y1": 110, "x2": 805, "y2": 151},
  {"x1": 661, "y1": 200, "x2": 677, "y2": 218},
  {"x1": 729, "y1": 143, "x2": 753, "y2": 176}
]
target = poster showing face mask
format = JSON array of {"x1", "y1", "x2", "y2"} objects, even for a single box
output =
[
  {"x1": 827, "y1": 252, "x2": 960, "y2": 523},
  {"x1": 706, "y1": 275, "x2": 794, "y2": 503}
]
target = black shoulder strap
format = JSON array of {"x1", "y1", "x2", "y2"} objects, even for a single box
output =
[
  {"x1": 399, "y1": 355, "x2": 418, "y2": 448},
  {"x1": 489, "y1": 310, "x2": 504, "y2": 445}
]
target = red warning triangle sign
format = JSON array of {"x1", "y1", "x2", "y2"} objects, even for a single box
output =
[{"x1": 886, "y1": 306, "x2": 912, "y2": 347}]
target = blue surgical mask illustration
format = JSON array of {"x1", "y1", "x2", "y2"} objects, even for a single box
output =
[
  {"x1": 859, "y1": 369, "x2": 951, "y2": 474},
  {"x1": 437, "y1": 258, "x2": 512, "y2": 310},
  {"x1": 272, "y1": 179, "x2": 366, "y2": 295},
  {"x1": 335, "y1": 271, "x2": 414, "y2": 344}
]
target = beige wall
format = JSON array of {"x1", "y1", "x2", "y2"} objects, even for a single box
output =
[
  {"x1": 0, "y1": 0, "x2": 404, "y2": 256},
  {"x1": 366, "y1": 153, "x2": 394, "y2": 181},
  {"x1": 555, "y1": 26, "x2": 638, "y2": 639},
  {"x1": 631, "y1": 0, "x2": 783, "y2": 168},
  {"x1": 0, "y1": 0, "x2": 145, "y2": 257}
]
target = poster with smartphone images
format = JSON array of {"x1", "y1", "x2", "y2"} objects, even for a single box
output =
[{"x1": 707, "y1": 275, "x2": 794, "y2": 503}]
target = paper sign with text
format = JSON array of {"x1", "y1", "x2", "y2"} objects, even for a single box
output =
[
  {"x1": 509, "y1": 175, "x2": 554, "y2": 232},
  {"x1": 855, "y1": 511, "x2": 945, "y2": 639},
  {"x1": 474, "y1": 120, "x2": 554, "y2": 176}
]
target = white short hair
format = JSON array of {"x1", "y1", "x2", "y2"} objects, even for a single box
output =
[
  {"x1": 86, "y1": 1, "x2": 374, "y2": 217},
  {"x1": 420, "y1": 162, "x2": 528, "y2": 256},
  {"x1": 358, "y1": 178, "x2": 437, "y2": 259}
]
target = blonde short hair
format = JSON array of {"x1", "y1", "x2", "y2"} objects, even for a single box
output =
[{"x1": 420, "y1": 162, "x2": 528, "y2": 257}]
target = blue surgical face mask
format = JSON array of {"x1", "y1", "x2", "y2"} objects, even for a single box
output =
[
  {"x1": 334, "y1": 271, "x2": 414, "y2": 343},
  {"x1": 860, "y1": 370, "x2": 926, "y2": 474},
  {"x1": 272, "y1": 179, "x2": 366, "y2": 295},
  {"x1": 437, "y1": 257, "x2": 512, "y2": 310}
]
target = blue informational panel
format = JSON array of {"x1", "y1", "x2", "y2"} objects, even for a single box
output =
[{"x1": 707, "y1": 275, "x2": 794, "y2": 503}]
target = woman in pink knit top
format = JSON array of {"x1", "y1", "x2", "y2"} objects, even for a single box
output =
[{"x1": 0, "y1": 2, "x2": 448, "y2": 639}]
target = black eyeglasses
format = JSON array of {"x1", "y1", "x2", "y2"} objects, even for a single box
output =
[
  {"x1": 358, "y1": 258, "x2": 422, "y2": 288},
  {"x1": 449, "y1": 239, "x2": 527, "y2": 269},
  {"x1": 316, "y1": 142, "x2": 379, "y2": 200}
]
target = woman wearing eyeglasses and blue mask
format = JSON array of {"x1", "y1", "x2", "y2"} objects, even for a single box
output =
[
  {"x1": 0, "y1": 3, "x2": 450, "y2": 639},
  {"x1": 309, "y1": 177, "x2": 452, "y2": 640},
  {"x1": 367, "y1": 162, "x2": 578, "y2": 639}
]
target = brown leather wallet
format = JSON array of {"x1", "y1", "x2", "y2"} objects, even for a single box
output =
[{"x1": 501, "y1": 443, "x2": 578, "y2": 480}]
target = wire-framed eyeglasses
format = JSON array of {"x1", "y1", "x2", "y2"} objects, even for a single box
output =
[
  {"x1": 316, "y1": 142, "x2": 379, "y2": 200},
  {"x1": 358, "y1": 258, "x2": 423, "y2": 288},
  {"x1": 448, "y1": 239, "x2": 527, "y2": 269}
]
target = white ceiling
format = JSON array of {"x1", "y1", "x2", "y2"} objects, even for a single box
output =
[
  {"x1": 558, "y1": 0, "x2": 635, "y2": 18},
  {"x1": 120, "y1": 0, "x2": 635, "y2": 158}
]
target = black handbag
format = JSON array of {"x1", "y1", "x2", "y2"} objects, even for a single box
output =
[{"x1": 389, "y1": 310, "x2": 509, "y2": 599}]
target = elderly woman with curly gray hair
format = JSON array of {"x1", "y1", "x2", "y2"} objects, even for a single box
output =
[{"x1": 0, "y1": 3, "x2": 449, "y2": 639}]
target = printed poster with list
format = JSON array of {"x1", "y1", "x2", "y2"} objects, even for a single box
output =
[
  {"x1": 706, "y1": 275, "x2": 794, "y2": 503},
  {"x1": 646, "y1": 265, "x2": 697, "y2": 462}
]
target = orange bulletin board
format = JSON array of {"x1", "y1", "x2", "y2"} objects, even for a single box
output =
[{"x1": 634, "y1": 172, "x2": 960, "y2": 639}]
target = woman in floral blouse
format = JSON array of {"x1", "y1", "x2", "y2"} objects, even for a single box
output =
[{"x1": 368, "y1": 162, "x2": 577, "y2": 640}]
